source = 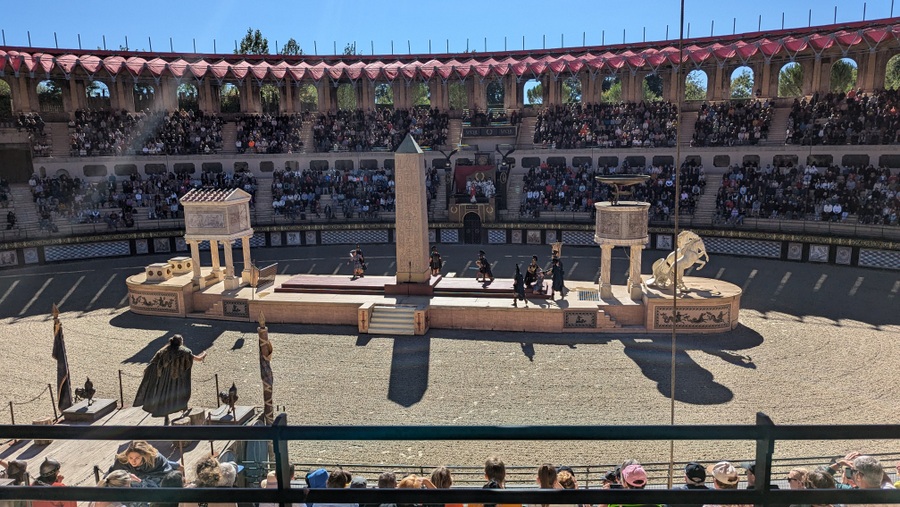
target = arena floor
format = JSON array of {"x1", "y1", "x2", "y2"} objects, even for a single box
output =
[{"x1": 1, "y1": 244, "x2": 899, "y2": 478}]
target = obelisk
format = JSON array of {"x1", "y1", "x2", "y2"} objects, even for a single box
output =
[{"x1": 386, "y1": 134, "x2": 432, "y2": 295}]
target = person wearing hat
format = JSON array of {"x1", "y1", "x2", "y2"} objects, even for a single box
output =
[
  {"x1": 739, "y1": 461, "x2": 780, "y2": 491},
  {"x1": 30, "y1": 458, "x2": 76, "y2": 507},
  {"x1": 429, "y1": 246, "x2": 443, "y2": 277},
  {"x1": 608, "y1": 464, "x2": 663, "y2": 507},
  {"x1": 670, "y1": 462, "x2": 708, "y2": 507},
  {"x1": 706, "y1": 461, "x2": 753, "y2": 507},
  {"x1": 476, "y1": 251, "x2": 494, "y2": 284},
  {"x1": 0, "y1": 458, "x2": 29, "y2": 485}
]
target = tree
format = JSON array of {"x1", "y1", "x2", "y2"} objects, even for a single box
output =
[
  {"x1": 563, "y1": 76, "x2": 582, "y2": 103},
  {"x1": 643, "y1": 74, "x2": 663, "y2": 102},
  {"x1": 297, "y1": 83, "x2": 318, "y2": 111},
  {"x1": 280, "y1": 38, "x2": 302, "y2": 56},
  {"x1": 37, "y1": 80, "x2": 63, "y2": 110},
  {"x1": 830, "y1": 59, "x2": 858, "y2": 93},
  {"x1": 236, "y1": 28, "x2": 269, "y2": 55},
  {"x1": 731, "y1": 68, "x2": 754, "y2": 99},
  {"x1": 602, "y1": 77, "x2": 622, "y2": 103},
  {"x1": 337, "y1": 84, "x2": 357, "y2": 110},
  {"x1": 526, "y1": 82, "x2": 543, "y2": 105},
  {"x1": 219, "y1": 84, "x2": 240, "y2": 114},
  {"x1": 886, "y1": 55, "x2": 900, "y2": 90},
  {"x1": 449, "y1": 82, "x2": 467, "y2": 110},
  {"x1": 260, "y1": 84, "x2": 280, "y2": 113},
  {"x1": 0, "y1": 80, "x2": 12, "y2": 118},
  {"x1": 778, "y1": 63, "x2": 803, "y2": 97},
  {"x1": 410, "y1": 83, "x2": 431, "y2": 107},
  {"x1": 486, "y1": 80, "x2": 504, "y2": 107},
  {"x1": 685, "y1": 71, "x2": 707, "y2": 101},
  {"x1": 375, "y1": 83, "x2": 394, "y2": 106}
]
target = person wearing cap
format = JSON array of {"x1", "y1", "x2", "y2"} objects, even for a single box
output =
[
  {"x1": 670, "y1": 462, "x2": 709, "y2": 507},
  {"x1": 0, "y1": 458, "x2": 29, "y2": 485},
  {"x1": 607, "y1": 464, "x2": 663, "y2": 507},
  {"x1": 703, "y1": 461, "x2": 752, "y2": 507},
  {"x1": 739, "y1": 461, "x2": 780, "y2": 491},
  {"x1": 30, "y1": 458, "x2": 76, "y2": 507}
]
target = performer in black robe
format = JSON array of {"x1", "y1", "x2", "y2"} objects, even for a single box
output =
[
  {"x1": 550, "y1": 257, "x2": 565, "y2": 299},
  {"x1": 133, "y1": 334, "x2": 207, "y2": 424},
  {"x1": 429, "y1": 246, "x2": 443, "y2": 276},
  {"x1": 477, "y1": 250, "x2": 494, "y2": 283},
  {"x1": 513, "y1": 265, "x2": 527, "y2": 308}
]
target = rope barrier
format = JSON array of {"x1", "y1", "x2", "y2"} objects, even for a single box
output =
[
  {"x1": 118, "y1": 370, "x2": 145, "y2": 379},
  {"x1": 10, "y1": 385, "x2": 50, "y2": 406},
  {"x1": 195, "y1": 373, "x2": 218, "y2": 384}
]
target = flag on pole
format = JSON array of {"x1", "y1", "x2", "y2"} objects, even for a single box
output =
[{"x1": 51, "y1": 304, "x2": 73, "y2": 412}]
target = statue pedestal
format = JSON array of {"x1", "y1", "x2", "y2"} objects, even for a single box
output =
[
  {"x1": 62, "y1": 398, "x2": 117, "y2": 423},
  {"x1": 594, "y1": 201, "x2": 650, "y2": 302}
]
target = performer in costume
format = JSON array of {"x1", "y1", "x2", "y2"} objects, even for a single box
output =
[
  {"x1": 477, "y1": 250, "x2": 494, "y2": 283},
  {"x1": 108, "y1": 440, "x2": 175, "y2": 487},
  {"x1": 549, "y1": 257, "x2": 565, "y2": 299},
  {"x1": 133, "y1": 334, "x2": 206, "y2": 425},
  {"x1": 513, "y1": 265, "x2": 527, "y2": 308},
  {"x1": 428, "y1": 246, "x2": 443, "y2": 277},
  {"x1": 524, "y1": 255, "x2": 539, "y2": 287},
  {"x1": 349, "y1": 245, "x2": 366, "y2": 279}
]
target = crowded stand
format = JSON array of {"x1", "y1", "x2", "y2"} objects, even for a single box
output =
[
  {"x1": 691, "y1": 99, "x2": 773, "y2": 147},
  {"x1": 519, "y1": 161, "x2": 705, "y2": 221},
  {"x1": 785, "y1": 89, "x2": 900, "y2": 146},
  {"x1": 715, "y1": 162, "x2": 899, "y2": 225},
  {"x1": 532, "y1": 102, "x2": 679, "y2": 149},
  {"x1": 272, "y1": 166, "x2": 397, "y2": 220},
  {"x1": 16, "y1": 112, "x2": 52, "y2": 156},
  {"x1": 25, "y1": 168, "x2": 258, "y2": 230},
  {"x1": 234, "y1": 113, "x2": 305, "y2": 154},
  {"x1": 311, "y1": 108, "x2": 449, "y2": 152}
]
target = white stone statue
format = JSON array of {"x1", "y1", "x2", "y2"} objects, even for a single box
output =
[{"x1": 647, "y1": 231, "x2": 709, "y2": 292}]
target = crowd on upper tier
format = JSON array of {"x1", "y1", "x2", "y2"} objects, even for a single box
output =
[
  {"x1": 715, "y1": 162, "x2": 899, "y2": 226},
  {"x1": 312, "y1": 108, "x2": 449, "y2": 152},
  {"x1": 786, "y1": 89, "x2": 900, "y2": 146},
  {"x1": 1, "y1": 445, "x2": 897, "y2": 507},
  {"x1": 533, "y1": 102, "x2": 679, "y2": 149},
  {"x1": 691, "y1": 99, "x2": 773, "y2": 147}
]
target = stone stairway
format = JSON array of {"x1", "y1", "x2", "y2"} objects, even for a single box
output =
[
  {"x1": 430, "y1": 169, "x2": 449, "y2": 220},
  {"x1": 368, "y1": 305, "x2": 416, "y2": 335},
  {"x1": 252, "y1": 178, "x2": 274, "y2": 226},
  {"x1": 446, "y1": 119, "x2": 463, "y2": 148},
  {"x1": 677, "y1": 112, "x2": 695, "y2": 146},
  {"x1": 501, "y1": 172, "x2": 524, "y2": 220},
  {"x1": 691, "y1": 167, "x2": 728, "y2": 224},
  {"x1": 47, "y1": 122, "x2": 70, "y2": 157},
  {"x1": 596, "y1": 309, "x2": 621, "y2": 329},
  {"x1": 300, "y1": 118, "x2": 315, "y2": 153},
  {"x1": 764, "y1": 105, "x2": 792, "y2": 145},
  {"x1": 220, "y1": 122, "x2": 237, "y2": 153},
  {"x1": 516, "y1": 116, "x2": 537, "y2": 147},
  {"x1": 8, "y1": 184, "x2": 41, "y2": 237}
]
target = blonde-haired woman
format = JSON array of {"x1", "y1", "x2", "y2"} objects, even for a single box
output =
[
  {"x1": 109, "y1": 440, "x2": 174, "y2": 487},
  {"x1": 90, "y1": 470, "x2": 135, "y2": 507}
]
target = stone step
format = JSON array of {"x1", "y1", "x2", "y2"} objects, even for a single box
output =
[{"x1": 368, "y1": 305, "x2": 416, "y2": 335}]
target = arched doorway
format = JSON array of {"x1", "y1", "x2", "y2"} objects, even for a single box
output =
[{"x1": 463, "y1": 212, "x2": 482, "y2": 244}]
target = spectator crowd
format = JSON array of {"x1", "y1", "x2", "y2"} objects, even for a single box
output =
[
  {"x1": 786, "y1": 89, "x2": 900, "y2": 145},
  {"x1": 234, "y1": 113, "x2": 306, "y2": 154},
  {"x1": 533, "y1": 102, "x2": 679, "y2": 149},
  {"x1": 312, "y1": 108, "x2": 449, "y2": 152},
  {"x1": 691, "y1": 99, "x2": 773, "y2": 147}
]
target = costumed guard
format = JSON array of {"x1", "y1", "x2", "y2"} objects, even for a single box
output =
[
  {"x1": 133, "y1": 334, "x2": 207, "y2": 425},
  {"x1": 524, "y1": 255, "x2": 539, "y2": 287},
  {"x1": 513, "y1": 265, "x2": 527, "y2": 308},
  {"x1": 429, "y1": 246, "x2": 443, "y2": 277},
  {"x1": 549, "y1": 257, "x2": 565, "y2": 299},
  {"x1": 476, "y1": 250, "x2": 494, "y2": 283},
  {"x1": 533, "y1": 267, "x2": 546, "y2": 294},
  {"x1": 349, "y1": 245, "x2": 366, "y2": 280}
]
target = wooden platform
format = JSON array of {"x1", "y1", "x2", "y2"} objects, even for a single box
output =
[
  {"x1": 0, "y1": 406, "x2": 256, "y2": 488},
  {"x1": 274, "y1": 274, "x2": 550, "y2": 299}
]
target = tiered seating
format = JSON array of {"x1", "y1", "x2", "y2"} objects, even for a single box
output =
[
  {"x1": 786, "y1": 89, "x2": 900, "y2": 145},
  {"x1": 312, "y1": 108, "x2": 449, "y2": 152},
  {"x1": 532, "y1": 102, "x2": 678, "y2": 149},
  {"x1": 715, "y1": 163, "x2": 899, "y2": 225},
  {"x1": 691, "y1": 100, "x2": 773, "y2": 147},
  {"x1": 16, "y1": 112, "x2": 52, "y2": 156},
  {"x1": 234, "y1": 113, "x2": 305, "y2": 154}
]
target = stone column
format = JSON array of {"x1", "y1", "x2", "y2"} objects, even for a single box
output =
[
  {"x1": 223, "y1": 240, "x2": 238, "y2": 290},
  {"x1": 391, "y1": 134, "x2": 431, "y2": 288},
  {"x1": 599, "y1": 244, "x2": 613, "y2": 299},
  {"x1": 241, "y1": 236, "x2": 252, "y2": 283},
  {"x1": 210, "y1": 240, "x2": 221, "y2": 278},
  {"x1": 628, "y1": 244, "x2": 643, "y2": 300},
  {"x1": 189, "y1": 240, "x2": 202, "y2": 284}
]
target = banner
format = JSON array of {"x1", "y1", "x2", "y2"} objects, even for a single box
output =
[{"x1": 462, "y1": 126, "x2": 517, "y2": 137}]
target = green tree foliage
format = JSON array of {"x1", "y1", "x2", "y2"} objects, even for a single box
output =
[
  {"x1": 260, "y1": 84, "x2": 280, "y2": 113},
  {"x1": 410, "y1": 82, "x2": 431, "y2": 107},
  {"x1": 602, "y1": 76, "x2": 622, "y2": 103},
  {"x1": 85, "y1": 80, "x2": 108, "y2": 97},
  {"x1": 643, "y1": 74, "x2": 663, "y2": 102},
  {"x1": 219, "y1": 84, "x2": 241, "y2": 114},
  {"x1": 830, "y1": 59, "x2": 858, "y2": 93},
  {"x1": 526, "y1": 82, "x2": 543, "y2": 105},
  {"x1": 486, "y1": 80, "x2": 504, "y2": 107},
  {"x1": 778, "y1": 63, "x2": 803, "y2": 97},
  {"x1": 564, "y1": 76, "x2": 582, "y2": 103},
  {"x1": 0, "y1": 80, "x2": 12, "y2": 118},
  {"x1": 375, "y1": 83, "x2": 394, "y2": 106},
  {"x1": 730, "y1": 68, "x2": 754, "y2": 99},
  {"x1": 886, "y1": 55, "x2": 900, "y2": 90},
  {"x1": 236, "y1": 28, "x2": 269, "y2": 55},
  {"x1": 297, "y1": 83, "x2": 318, "y2": 111},
  {"x1": 37, "y1": 80, "x2": 63, "y2": 110},
  {"x1": 337, "y1": 83, "x2": 357, "y2": 110},
  {"x1": 449, "y1": 82, "x2": 467, "y2": 110},
  {"x1": 177, "y1": 83, "x2": 199, "y2": 111},
  {"x1": 685, "y1": 71, "x2": 707, "y2": 101},
  {"x1": 280, "y1": 38, "x2": 302, "y2": 56}
]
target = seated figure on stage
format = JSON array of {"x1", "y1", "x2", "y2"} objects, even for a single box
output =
[
  {"x1": 133, "y1": 334, "x2": 207, "y2": 425},
  {"x1": 476, "y1": 250, "x2": 494, "y2": 283},
  {"x1": 524, "y1": 255, "x2": 539, "y2": 288},
  {"x1": 108, "y1": 440, "x2": 176, "y2": 487}
]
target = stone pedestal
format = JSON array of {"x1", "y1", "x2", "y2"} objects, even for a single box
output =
[
  {"x1": 594, "y1": 201, "x2": 650, "y2": 301},
  {"x1": 62, "y1": 398, "x2": 117, "y2": 422},
  {"x1": 387, "y1": 134, "x2": 433, "y2": 295}
]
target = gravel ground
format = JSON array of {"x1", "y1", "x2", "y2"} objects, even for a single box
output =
[{"x1": 1, "y1": 247, "x2": 899, "y2": 481}]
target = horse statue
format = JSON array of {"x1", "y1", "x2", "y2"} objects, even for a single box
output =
[{"x1": 647, "y1": 231, "x2": 709, "y2": 292}]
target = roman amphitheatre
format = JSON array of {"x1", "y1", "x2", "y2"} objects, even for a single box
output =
[{"x1": 1, "y1": 11, "x2": 899, "y2": 488}]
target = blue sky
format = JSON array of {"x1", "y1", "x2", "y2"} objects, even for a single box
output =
[{"x1": 1, "y1": 0, "x2": 894, "y2": 55}]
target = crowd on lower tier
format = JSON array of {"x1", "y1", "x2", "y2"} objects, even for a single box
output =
[
  {"x1": 26, "y1": 168, "x2": 257, "y2": 230},
  {"x1": 786, "y1": 89, "x2": 900, "y2": 145},
  {"x1": 271, "y1": 166, "x2": 397, "y2": 220},
  {"x1": 691, "y1": 100, "x2": 773, "y2": 147},
  {"x1": 533, "y1": 102, "x2": 679, "y2": 149},
  {"x1": 312, "y1": 108, "x2": 449, "y2": 152},
  {"x1": 1, "y1": 445, "x2": 896, "y2": 507},
  {"x1": 715, "y1": 163, "x2": 899, "y2": 225},
  {"x1": 519, "y1": 161, "x2": 705, "y2": 220}
]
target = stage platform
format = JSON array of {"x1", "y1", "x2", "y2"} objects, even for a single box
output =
[{"x1": 275, "y1": 273, "x2": 553, "y2": 299}]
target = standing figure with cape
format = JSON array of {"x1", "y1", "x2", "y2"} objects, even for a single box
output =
[{"x1": 133, "y1": 334, "x2": 207, "y2": 424}]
